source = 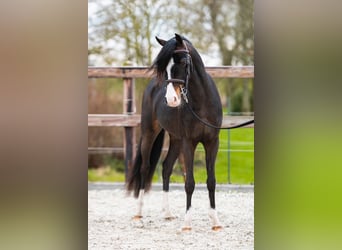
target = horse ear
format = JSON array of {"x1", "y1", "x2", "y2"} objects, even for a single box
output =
[
  {"x1": 175, "y1": 33, "x2": 183, "y2": 46},
  {"x1": 155, "y1": 36, "x2": 166, "y2": 46}
]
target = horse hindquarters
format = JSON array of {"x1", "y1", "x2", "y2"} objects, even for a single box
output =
[{"x1": 127, "y1": 80, "x2": 163, "y2": 198}]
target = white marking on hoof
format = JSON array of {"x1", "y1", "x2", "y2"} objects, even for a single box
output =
[
  {"x1": 162, "y1": 191, "x2": 176, "y2": 219},
  {"x1": 135, "y1": 190, "x2": 144, "y2": 218},
  {"x1": 164, "y1": 210, "x2": 176, "y2": 220},
  {"x1": 208, "y1": 208, "x2": 222, "y2": 231},
  {"x1": 212, "y1": 225, "x2": 223, "y2": 231},
  {"x1": 181, "y1": 226, "x2": 192, "y2": 232},
  {"x1": 132, "y1": 215, "x2": 143, "y2": 221},
  {"x1": 181, "y1": 207, "x2": 192, "y2": 231}
]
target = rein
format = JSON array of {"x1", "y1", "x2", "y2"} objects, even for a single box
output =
[
  {"x1": 184, "y1": 103, "x2": 254, "y2": 129},
  {"x1": 167, "y1": 42, "x2": 254, "y2": 130},
  {"x1": 182, "y1": 86, "x2": 254, "y2": 129}
]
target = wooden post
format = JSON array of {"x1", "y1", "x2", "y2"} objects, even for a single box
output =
[{"x1": 123, "y1": 77, "x2": 136, "y2": 182}]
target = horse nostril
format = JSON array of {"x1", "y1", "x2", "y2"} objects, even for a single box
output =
[{"x1": 174, "y1": 97, "x2": 177, "y2": 102}]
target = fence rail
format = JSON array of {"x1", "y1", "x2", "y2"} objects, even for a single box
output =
[
  {"x1": 88, "y1": 66, "x2": 254, "y2": 78},
  {"x1": 88, "y1": 114, "x2": 254, "y2": 128},
  {"x1": 88, "y1": 66, "x2": 254, "y2": 180}
]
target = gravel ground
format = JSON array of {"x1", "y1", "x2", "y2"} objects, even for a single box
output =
[{"x1": 88, "y1": 183, "x2": 254, "y2": 250}]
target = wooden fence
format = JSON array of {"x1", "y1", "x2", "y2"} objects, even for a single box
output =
[{"x1": 88, "y1": 66, "x2": 254, "y2": 179}]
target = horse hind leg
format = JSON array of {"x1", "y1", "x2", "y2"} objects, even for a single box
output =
[
  {"x1": 133, "y1": 189, "x2": 144, "y2": 220},
  {"x1": 204, "y1": 139, "x2": 223, "y2": 231},
  {"x1": 126, "y1": 138, "x2": 143, "y2": 220},
  {"x1": 132, "y1": 130, "x2": 164, "y2": 220},
  {"x1": 162, "y1": 137, "x2": 180, "y2": 220}
]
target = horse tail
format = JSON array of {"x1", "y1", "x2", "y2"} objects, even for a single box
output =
[
  {"x1": 144, "y1": 129, "x2": 165, "y2": 193},
  {"x1": 126, "y1": 138, "x2": 143, "y2": 198},
  {"x1": 126, "y1": 129, "x2": 165, "y2": 198}
]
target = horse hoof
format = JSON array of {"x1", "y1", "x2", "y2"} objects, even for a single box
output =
[
  {"x1": 164, "y1": 215, "x2": 176, "y2": 221},
  {"x1": 181, "y1": 227, "x2": 192, "y2": 232},
  {"x1": 132, "y1": 215, "x2": 143, "y2": 220},
  {"x1": 212, "y1": 225, "x2": 223, "y2": 231}
]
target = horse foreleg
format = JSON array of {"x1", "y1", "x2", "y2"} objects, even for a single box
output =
[
  {"x1": 181, "y1": 140, "x2": 195, "y2": 231},
  {"x1": 162, "y1": 137, "x2": 180, "y2": 220},
  {"x1": 208, "y1": 208, "x2": 222, "y2": 231},
  {"x1": 204, "y1": 139, "x2": 222, "y2": 230},
  {"x1": 182, "y1": 172, "x2": 195, "y2": 231},
  {"x1": 178, "y1": 152, "x2": 186, "y2": 182}
]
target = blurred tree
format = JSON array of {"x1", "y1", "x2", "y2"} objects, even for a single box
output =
[
  {"x1": 203, "y1": 0, "x2": 254, "y2": 112},
  {"x1": 235, "y1": 0, "x2": 254, "y2": 65},
  {"x1": 170, "y1": 0, "x2": 253, "y2": 66},
  {"x1": 235, "y1": 0, "x2": 253, "y2": 112},
  {"x1": 88, "y1": 0, "x2": 253, "y2": 67},
  {"x1": 88, "y1": 0, "x2": 170, "y2": 65}
]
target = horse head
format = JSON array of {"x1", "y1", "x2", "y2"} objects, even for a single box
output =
[{"x1": 153, "y1": 34, "x2": 193, "y2": 107}]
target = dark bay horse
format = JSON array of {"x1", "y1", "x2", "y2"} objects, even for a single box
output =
[{"x1": 127, "y1": 33, "x2": 223, "y2": 231}]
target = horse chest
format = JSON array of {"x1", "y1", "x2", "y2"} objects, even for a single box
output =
[
  {"x1": 156, "y1": 107, "x2": 183, "y2": 138},
  {"x1": 157, "y1": 109, "x2": 206, "y2": 140}
]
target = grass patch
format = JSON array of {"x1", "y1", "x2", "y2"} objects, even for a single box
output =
[
  {"x1": 88, "y1": 166, "x2": 125, "y2": 182},
  {"x1": 216, "y1": 128, "x2": 254, "y2": 184},
  {"x1": 88, "y1": 157, "x2": 125, "y2": 182}
]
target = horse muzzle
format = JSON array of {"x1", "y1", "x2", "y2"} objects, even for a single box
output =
[{"x1": 165, "y1": 82, "x2": 181, "y2": 107}]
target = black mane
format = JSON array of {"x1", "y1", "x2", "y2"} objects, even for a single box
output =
[
  {"x1": 151, "y1": 36, "x2": 205, "y2": 82},
  {"x1": 151, "y1": 38, "x2": 177, "y2": 81}
]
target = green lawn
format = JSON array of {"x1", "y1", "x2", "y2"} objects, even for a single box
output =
[
  {"x1": 216, "y1": 128, "x2": 254, "y2": 184},
  {"x1": 88, "y1": 128, "x2": 254, "y2": 184},
  {"x1": 88, "y1": 166, "x2": 126, "y2": 182}
]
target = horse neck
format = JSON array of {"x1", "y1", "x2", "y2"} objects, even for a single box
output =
[{"x1": 188, "y1": 67, "x2": 212, "y2": 104}]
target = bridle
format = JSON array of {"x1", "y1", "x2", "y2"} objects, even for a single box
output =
[
  {"x1": 165, "y1": 41, "x2": 254, "y2": 130},
  {"x1": 165, "y1": 43, "x2": 191, "y2": 104}
]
